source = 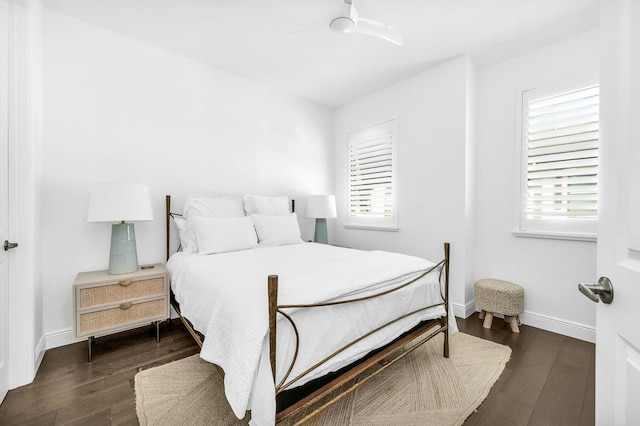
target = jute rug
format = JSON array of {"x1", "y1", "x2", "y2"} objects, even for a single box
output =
[{"x1": 135, "y1": 332, "x2": 510, "y2": 425}]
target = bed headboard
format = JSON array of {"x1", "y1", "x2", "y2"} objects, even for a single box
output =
[
  {"x1": 165, "y1": 195, "x2": 296, "y2": 261},
  {"x1": 165, "y1": 195, "x2": 173, "y2": 261}
]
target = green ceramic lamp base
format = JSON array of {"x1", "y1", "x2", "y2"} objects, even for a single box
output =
[
  {"x1": 108, "y1": 222, "x2": 139, "y2": 274},
  {"x1": 313, "y1": 218, "x2": 328, "y2": 244}
]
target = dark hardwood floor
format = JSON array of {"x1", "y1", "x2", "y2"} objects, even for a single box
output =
[
  {"x1": 459, "y1": 313, "x2": 595, "y2": 426},
  {"x1": 0, "y1": 313, "x2": 594, "y2": 425},
  {"x1": 0, "y1": 320, "x2": 200, "y2": 425}
]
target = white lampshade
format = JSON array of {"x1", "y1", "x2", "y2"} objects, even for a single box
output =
[
  {"x1": 306, "y1": 195, "x2": 337, "y2": 219},
  {"x1": 87, "y1": 183, "x2": 153, "y2": 223}
]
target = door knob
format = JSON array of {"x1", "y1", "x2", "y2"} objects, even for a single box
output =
[
  {"x1": 3, "y1": 240, "x2": 18, "y2": 251},
  {"x1": 578, "y1": 276, "x2": 614, "y2": 304}
]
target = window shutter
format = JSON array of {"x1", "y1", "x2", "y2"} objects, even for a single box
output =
[
  {"x1": 525, "y1": 85, "x2": 599, "y2": 221},
  {"x1": 347, "y1": 119, "x2": 398, "y2": 229}
]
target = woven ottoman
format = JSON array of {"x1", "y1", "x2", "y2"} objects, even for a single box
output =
[{"x1": 474, "y1": 279, "x2": 524, "y2": 333}]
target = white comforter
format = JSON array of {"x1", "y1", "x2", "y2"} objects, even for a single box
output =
[{"x1": 167, "y1": 243, "x2": 449, "y2": 426}]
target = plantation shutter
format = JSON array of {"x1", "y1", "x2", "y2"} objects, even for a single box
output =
[
  {"x1": 524, "y1": 85, "x2": 599, "y2": 221},
  {"x1": 347, "y1": 119, "x2": 398, "y2": 229}
]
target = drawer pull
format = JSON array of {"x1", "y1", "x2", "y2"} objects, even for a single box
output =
[
  {"x1": 119, "y1": 279, "x2": 132, "y2": 287},
  {"x1": 119, "y1": 302, "x2": 132, "y2": 310}
]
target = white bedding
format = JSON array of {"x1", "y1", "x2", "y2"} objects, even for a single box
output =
[{"x1": 167, "y1": 243, "x2": 451, "y2": 426}]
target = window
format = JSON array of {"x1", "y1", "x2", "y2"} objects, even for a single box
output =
[
  {"x1": 346, "y1": 119, "x2": 398, "y2": 230},
  {"x1": 516, "y1": 85, "x2": 599, "y2": 240}
]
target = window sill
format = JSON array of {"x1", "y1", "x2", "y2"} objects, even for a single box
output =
[
  {"x1": 513, "y1": 230, "x2": 596, "y2": 242},
  {"x1": 344, "y1": 224, "x2": 399, "y2": 232}
]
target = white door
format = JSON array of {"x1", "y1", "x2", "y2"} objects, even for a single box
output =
[
  {"x1": 594, "y1": 0, "x2": 640, "y2": 423},
  {"x1": 0, "y1": 0, "x2": 10, "y2": 404}
]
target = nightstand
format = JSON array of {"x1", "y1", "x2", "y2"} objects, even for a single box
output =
[{"x1": 73, "y1": 264, "x2": 169, "y2": 362}]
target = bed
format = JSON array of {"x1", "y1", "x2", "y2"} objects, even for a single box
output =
[{"x1": 164, "y1": 195, "x2": 453, "y2": 426}]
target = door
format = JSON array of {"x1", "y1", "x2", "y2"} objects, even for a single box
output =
[
  {"x1": 595, "y1": 0, "x2": 640, "y2": 423},
  {"x1": 0, "y1": 0, "x2": 10, "y2": 404}
]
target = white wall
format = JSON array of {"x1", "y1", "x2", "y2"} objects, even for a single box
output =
[
  {"x1": 41, "y1": 9, "x2": 334, "y2": 348},
  {"x1": 333, "y1": 31, "x2": 599, "y2": 343},
  {"x1": 333, "y1": 56, "x2": 477, "y2": 317},
  {"x1": 474, "y1": 30, "x2": 599, "y2": 341},
  {"x1": 40, "y1": 7, "x2": 598, "y2": 350}
]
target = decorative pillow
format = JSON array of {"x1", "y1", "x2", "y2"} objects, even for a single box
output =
[
  {"x1": 243, "y1": 194, "x2": 290, "y2": 216},
  {"x1": 191, "y1": 216, "x2": 258, "y2": 254},
  {"x1": 251, "y1": 213, "x2": 303, "y2": 246},
  {"x1": 182, "y1": 197, "x2": 246, "y2": 253}
]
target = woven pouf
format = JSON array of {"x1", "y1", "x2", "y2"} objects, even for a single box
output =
[{"x1": 474, "y1": 279, "x2": 524, "y2": 333}]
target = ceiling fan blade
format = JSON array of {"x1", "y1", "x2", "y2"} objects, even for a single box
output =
[
  {"x1": 277, "y1": 22, "x2": 325, "y2": 36},
  {"x1": 352, "y1": 17, "x2": 404, "y2": 46}
]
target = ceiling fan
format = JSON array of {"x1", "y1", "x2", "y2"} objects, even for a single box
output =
[
  {"x1": 329, "y1": 0, "x2": 403, "y2": 46},
  {"x1": 286, "y1": 0, "x2": 404, "y2": 46}
]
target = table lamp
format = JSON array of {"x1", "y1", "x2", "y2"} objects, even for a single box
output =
[
  {"x1": 87, "y1": 183, "x2": 153, "y2": 274},
  {"x1": 306, "y1": 195, "x2": 337, "y2": 244}
]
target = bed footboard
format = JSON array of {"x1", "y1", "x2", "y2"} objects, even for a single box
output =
[{"x1": 269, "y1": 242, "x2": 451, "y2": 422}]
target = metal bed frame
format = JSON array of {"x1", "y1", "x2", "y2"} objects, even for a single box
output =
[{"x1": 164, "y1": 195, "x2": 450, "y2": 423}]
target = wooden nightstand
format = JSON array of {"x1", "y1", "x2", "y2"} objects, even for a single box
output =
[{"x1": 73, "y1": 264, "x2": 169, "y2": 362}]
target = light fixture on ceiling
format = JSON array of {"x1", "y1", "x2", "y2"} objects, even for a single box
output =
[
  {"x1": 329, "y1": 0, "x2": 403, "y2": 46},
  {"x1": 284, "y1": 0, "x2": 403, "y2": 46}
]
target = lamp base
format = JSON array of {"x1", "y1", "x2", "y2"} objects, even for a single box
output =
[
  {"x1": 108, "y1": 222, "x2": 139, "y2": 274},
  {"x1": 313, "y1": 218, "x2": 328, "y2": 244}
]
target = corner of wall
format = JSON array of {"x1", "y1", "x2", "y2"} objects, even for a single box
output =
[
  {"x1": 452, "y1": 300, "x2": 478, "y2": 319},
  {"x1": 34, "y1": 333, "x2": 46, "y2": 372},
  {"x1": 464, "y1": 54, "x2": 479, "y2": 309}
]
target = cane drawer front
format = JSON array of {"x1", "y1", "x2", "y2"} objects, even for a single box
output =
[
  {"x1": 78, "y1": 298, "x2": 166, "y2": 337},
  {"x1": 78, "y1": 277, "x2": 165, "y2": 309}
]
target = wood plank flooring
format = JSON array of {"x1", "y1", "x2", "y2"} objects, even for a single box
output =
[
  {"x1": 0, "y1": 313, "x2": 594, "y2": 425},
  {"x1": 459, "y1": 313, "x2": 595, "y2": 426},
  {"x1": 0, "y1": 320, "x2": 200, "y2": 425}
]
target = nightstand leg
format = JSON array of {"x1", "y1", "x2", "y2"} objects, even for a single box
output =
[
  {"x1": 88, "y1": 336, "x2": 95, "y2": 362},
  {"x1": 156, "y1": 320, "x2": 160, "y2": 343}
]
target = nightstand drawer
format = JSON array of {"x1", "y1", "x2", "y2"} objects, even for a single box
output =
[
  {"x1": 78, "y1": 298, "x2": 166, "y2": 336},
  {"x1": 78, "y1": 277, "x2": 165, "y2": 309}
]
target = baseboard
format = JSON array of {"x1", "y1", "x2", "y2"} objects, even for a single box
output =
[
  {"x1": 460, "y1": 302, "x2": 596, "y2": 343},
  {"x1": 519, "y1": 311, "x2": 595, "y2": 343},
  {"x1": 45, "y1": 327, "x2": 75, "y2": 350},
  {"x1": 44, "y1": 319, "x2": 181, "y2": 351},
  {"x1": 452, "y1": 300, "x2": 477, "y2": 319},
  {"x1": 44, "y1": 305, "x2": 596, "y2": 352},
  {"x1": 451, "y1": 300, "x2": 596, "y2": 343}
]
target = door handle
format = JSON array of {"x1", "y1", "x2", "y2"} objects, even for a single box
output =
[
  {"x1": 578, "y1": 276, "x2": 614, "y2": 304},
  {"x1": 4, "y1": 240, "x2": 18, "y2": 251}
]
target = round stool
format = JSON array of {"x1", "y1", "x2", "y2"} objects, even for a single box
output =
[{"x1": 474, "y1": 278, "x2": 524, "y2": 333}]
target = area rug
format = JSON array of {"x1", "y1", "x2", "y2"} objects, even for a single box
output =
[{"x1": 135, "y1": 332, "x2": 510, "y2": 425}]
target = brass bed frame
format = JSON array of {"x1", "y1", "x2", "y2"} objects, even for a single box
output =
[{"x1": 165, "y1": 195, "x2": 450, "y2": 423}]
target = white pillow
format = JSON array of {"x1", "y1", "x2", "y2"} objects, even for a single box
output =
[
  {"x1": 251, "y1": 213, "x2": 303, "y2": 246},
  {"x1": 192, "y1": 216, "x2": 258, "y2": 254},
  {"x1": 182, "y1": 197, "x2": 246, "y2": 252},
  {"x1": 183, "y1": 197, "x2": 245, "y2": 219},
  {"x1": 171, "y1": 215, "x2": 196, "y2": 253},
  {"x1": 243, "y1": 194, "x2": 290, "y2": 216}
]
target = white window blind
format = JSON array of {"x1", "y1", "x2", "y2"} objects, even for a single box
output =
[
  {"x1": 518, "y1": 84, "x2": 599, "y2": 239},
  {"x1": 347, "y1": 119, "x2": 398, "y2": 230}
]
